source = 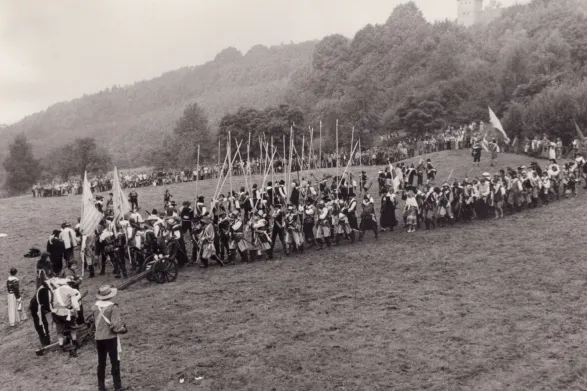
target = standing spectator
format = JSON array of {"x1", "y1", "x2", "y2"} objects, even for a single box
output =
[
  {"x1": 128, "y1": 189, "x2": 139, "y2": 210},
  {"x1": 7, "y1": 268, "x2": 22, "y2": 327},
  {"x1": 92, "y1": 285, "x2": 128, "y2": 391}
]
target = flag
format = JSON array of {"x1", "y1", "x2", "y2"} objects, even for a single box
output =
[
  {"x1": 488, "y1": 107, "x2": 510, "y2": 142},
  {"x1": 389, "y1": 163, "x2": 400, "y2": 192},
  {"x1": 112, "y1": 167, "x2": 131, "y2": 222},
  {"x1": 573, "y1": 119, "x2": 585, "y2": 142},
  {"x1": 481, "y1": 137, "x2": 490, "y2": 152},
  {"x1": 80, "y1": 171, "x2": 102, "y2": 236}
]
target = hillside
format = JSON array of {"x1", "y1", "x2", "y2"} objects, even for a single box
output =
[
  {"x1": 0, "y1": 41, "x2": 315, "y2": 167},
  {"x1": 2, "y1": 151, "x2": 587, "y2": 390},
  {"x1": 284, "y1": 0, "x2": 587, "y2": 146}
]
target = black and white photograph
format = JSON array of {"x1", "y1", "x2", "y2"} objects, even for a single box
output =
[{"x1": 1, "y1": 0, "x2": 587, "y2": 389}]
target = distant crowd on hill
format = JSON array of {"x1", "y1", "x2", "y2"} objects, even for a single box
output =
[{"x1": 30, "y1": 120, "x2": 583, "y2": 198}]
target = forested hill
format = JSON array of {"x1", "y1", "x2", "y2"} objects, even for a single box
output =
[
  {"x1": 0, "y1": 42, "x2": 315, "y2": 167},
  {"x1": 284, "y1": 0, "x2": 587, "y2": 148}
]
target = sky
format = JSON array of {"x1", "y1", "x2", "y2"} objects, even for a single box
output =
[{"x1": 0, "y1": 0, "x2": 528, "y2": 125}]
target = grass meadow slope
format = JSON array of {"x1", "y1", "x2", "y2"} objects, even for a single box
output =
[{"x1": 1, "y1": 150, "x2": 587, "y2": 391}]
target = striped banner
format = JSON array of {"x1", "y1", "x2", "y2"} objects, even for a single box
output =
[{"x1": 80, "y1": 171, "x2": 102, "y2": 236}]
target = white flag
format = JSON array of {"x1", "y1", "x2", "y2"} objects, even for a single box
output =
[
  {"x1": 112, "y1": 167, "x2": 131, "y2": 221},
  {"x1": 80, "y1": 171, "x2": 102, "y2": 236},
  {"x1": 488, "y1": 107, "x2": 510, "y2": 142}
]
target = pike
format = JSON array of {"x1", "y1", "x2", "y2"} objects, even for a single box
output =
[
  {"x1": 194, "y1": 144, "x2": 200, "y2": 205},
  {"x1": 215, "y1": 140, "x2": 243, "y2": 200},
  {"x1": 254, "y1": 147, "x2": 277, "y2": 210},
  {"x1": 336, "y1": 119, "x2": 339, "y2": 198},
  {"x1": 213, "y1": 150, "x2": 229, "y2": 201},
  {"x1": 336, "y1": 141, "x2": 359, "y2": 193},
  {"x1": 319, "y1": 121, "x2": 322, "y2": 169},
  {"x1": 228, "y1": 131, "x2": 233, "y2": 195}
]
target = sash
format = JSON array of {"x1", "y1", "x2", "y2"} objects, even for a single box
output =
[{"x1": 95, "y1": 301, "x2": 122, "y2": 360}]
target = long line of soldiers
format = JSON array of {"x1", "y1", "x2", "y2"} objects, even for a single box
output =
[{"x1": 85, "y1": 151, "x2": 587, "y2": 276}]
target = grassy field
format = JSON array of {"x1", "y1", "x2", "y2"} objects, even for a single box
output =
[{"x1": 1, "y1": 150, "x2": 587, "y2": 391}]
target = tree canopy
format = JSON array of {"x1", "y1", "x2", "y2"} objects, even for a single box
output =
[{"x1": 2, "y1": 135, "x2": 41, "y2": 194}]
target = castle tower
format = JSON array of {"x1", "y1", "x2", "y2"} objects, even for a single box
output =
[{"x1": 457, "y1": 0, "x2": 484, "y2": 26}]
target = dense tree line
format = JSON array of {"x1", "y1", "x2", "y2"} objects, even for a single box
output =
[{"x1": 284, "y1": 0, "x2": 587, "y2": 147}]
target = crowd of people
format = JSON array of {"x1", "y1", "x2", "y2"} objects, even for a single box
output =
[
  {"x1": 31, "y1": 120, "x2": 581, "y2": 199},
  {"x1": 9, "y1": 121, "x2": 586, "y2": 391}
]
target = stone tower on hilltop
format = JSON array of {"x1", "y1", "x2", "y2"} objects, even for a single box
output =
[{"x1": 457, "y1": 0, "x2": 484, "y2": 26}]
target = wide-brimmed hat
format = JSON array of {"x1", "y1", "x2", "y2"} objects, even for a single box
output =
[{"x1": 96, "y1": 285, "x2": 118, "y2": 300}]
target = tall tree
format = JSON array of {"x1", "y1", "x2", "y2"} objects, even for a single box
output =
[
  {"x1": 157, "y1": 102, "x2": 213, "y2": 169},
  {"x1": 43, "y1": 137, "x2": 112, "y2": 180},
  {"x1": 3, "y1": 135, "x2": 41, "y2": 194}
]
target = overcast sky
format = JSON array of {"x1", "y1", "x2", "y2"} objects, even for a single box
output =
[{"x1": 0, "y1": 0, "x2": 528, "y2": 124}]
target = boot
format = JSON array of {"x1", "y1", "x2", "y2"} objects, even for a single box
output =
[
  {"x1": 266, "y1": 249, "x2": 273, "y2": 260},
  {"x1": 212, "y1": 255, "x2": 224, "y2": 267},
  {"x1": 199, "y1": 259, "x2": 209, "y2": 268},
  {"x1": 88, "y1": 265, "x2": 95, "y2": 278},
  {"x1": 325, "y1": 238, "x2": 331, "y2": 248},
  {"x1": 349, "y1": 231, "x2": 356, "y2": 244}
]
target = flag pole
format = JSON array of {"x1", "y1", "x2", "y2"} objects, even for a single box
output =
[
  {"x1": 282, "y1": 134, "x2": 286, "y2": 185},
  {"x1": 319, "y1": 121, "x2": 322, "y2": 169},
  {"x1": 310, "y1": 126, "x2": 314, "y2": 170},
  {"x1": 228, "y1": 131, "x2": 233, "y2": 196},
  {"x1": 288, "y1": 125, "x2": 294, "y2": 195},
  {"x1": 336, "y1": 119, "x2": 339, "y2": 199},
  {"x1": 301, "y1": 132, "x2": 305, "y2": 183},
  {"x1": 195, "y1": 144, "x2": 200, "y2": 204},
  {"x1": 247, "y1": 131, "x2": 252, "y2": 187},
  {"x1": 350, "y1": 126, "x2": 355, "y2": 166}
]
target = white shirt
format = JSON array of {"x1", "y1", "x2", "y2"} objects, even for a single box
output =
[{"x1": 60, "y1": 227, "x2": 78, "y2": 250}]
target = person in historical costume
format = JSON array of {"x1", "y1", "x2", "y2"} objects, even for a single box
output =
[
  {"x1": 179, "y1": 201, "x2": 194, "y2": 234},
  {"x1": 195, "y1": 195, "x2": 208, "y2": 220},
  {"x1": 315, "y1": 201, "x2": 332, "y2": 249},
  {"x1": 337, "y1": 203, "x2": 355, "y2": 244},
  {"x1": 217, "y1": 211, "x2": 231, "y2": 261},
  {"x1": 359, "y1": 194, "x2": 378, "y2": 240},
  {"x1": 492, "y1": 177, "x2": 506, "y2": 219},
  {"x1": 92, "y1": 285, "x2": 128, "y2": 391},
  {"x1": 30, "y1": 279, "x2": 53, "y2": 346},
  {"x1": 163, "y1": 189, "x2": 172, "y2": 206},
  {"x1": 60, "y1": 222, "x2": 78, "y2": 265},
  {"x1": 380, "y1": 190, "x2": 398, "y2": 231},
  {"x1": 404, "y1": 191, "x2": 419, "y2": 233},
  {"x1": 128, "y1": 189, "x2": 139, "y2": 210},
  {"x1": 112, "y1": 221, "x2": 129, "y2": 279},
  {"x1": 251, "y1": 211, "x2": 273, "y2": 260},
  {"x1": 302, "y1": 198, "x2": 316, "y2": 246},
  {"x1": 47, "y1": 230, "x2": 66, "y2": 275},
  {"x1": 198, "y1": 216, "x2": 225, "y2": 268},
  {"x1": 228, "y1": 211, "x2": 249, "y2": 263},
  {"x1": 426, "y1": 159, "x2": 437, "y2": 181},
  {"x1": 540, "y1": 172, "x2": 552, "y2": 205},
  {"x1": 50, "y1": 277, "x2": 81, "y2": 355},
  {"x1": 437, "y1": 182, "x2": 454, "y2": 226},
  {"x1": 471, "y1": 139, "x2": 482, "y2": 166},
  {"x1": 7, "y1": 268, "x2": 23, "y2": 327},
  {"x1": 166, "y1": 216, "x2": 189, "y2": 267},
  {"x1": 284, "y1": 204, "x2": 304, "y2": 254},
  {"x1": 36, "y1": 252, "x2": 53, "y2": 288},
  {"x1": 422, "y1": 187, "x2": 438, "y2": 230},
  {"x1": 270, "y1": 202, "x2": 287, "y2": 255}
]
